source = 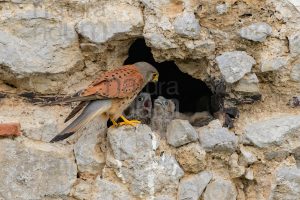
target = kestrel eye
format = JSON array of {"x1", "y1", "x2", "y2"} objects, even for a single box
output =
[
  {"x1": 138, "y1": 97, "x2": 144, "y2": 101},
  {"x1": 164, "y1": 101, "x2": 169, "y2": 106}
]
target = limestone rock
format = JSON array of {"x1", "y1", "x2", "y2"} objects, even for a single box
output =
[
  {"x1": 216, "y1": 51, "x2": 256, "y2": 83},
  {"x1": 173, "y1": 11, "x2": 201, "y2": 38},
  {"x1": 166, "y1": 119, "x2": 198, "y2": 147},
  {"x1": 178, "y1": 171, "x2": 212, "y2": 200},
  {"x1": 108, "y1": 125, "x2": 183, "y2": 197},
  {"x1": 291, "y1": 63, "x2": 300, "y2": 82},
  {"x1": 239, "y1": 22, "x2": 272, "y2": 42},
  {"x1": 234, "y1": 73, "x2": 260, "y2": 94},
  {"x1": 261, "y1": 57, "x2": 288, "y2": 72},
  {"x1": 239, "y1": 146, "x2": 257, "y2": 165},
  {"x1": 71, "y1": 179, "x2": 93, "y2": 200},
  {"x1": 245, "y1": 115, "x2": 300, "y2": 148},
  {"x1": 0, "y1": 138, "x2": 77, "y2": 200},
  {"x1": 0, "y1": 12, "x2": 82, "y2": 76},
  {"x1": 108, "y1": 124, "x2": 158, "y2": 161},
  {"x1": 92, "y1": 177, "x2": 134, "y2": 200},
  {"x1": 245, "y1": 168, "x2": 254, "y2": 180},
  {"x1": 204, "y1": 179, "x2": 237, "y2": 200},
  {"x1": 175, "y1": 142, "x2": 207, "y2": 173},
  {"x1": 216, "y1": 3, "x2": 228, "y2": 15},
  {"x1": 198, "y1": 120, "x2": 238, "y2": 152},
  {"x1": 270, "y1": 166, "x2": 300, "y2": 200},
  {"x1": 76, "y1": 3, "x2": 143, "y2": 44},
  {"x1": 74, "y1": 117, "x2": 106, "y2": 174},
  {"x1": 229, "y1": 153, "x2": 245, "y2": 178},
  {"x1": 288, "y1": 32, "x2": 300, "y2": 56}
]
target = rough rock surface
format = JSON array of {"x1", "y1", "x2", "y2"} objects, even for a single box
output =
[
  {"x1": 178, "y1": 171, "x2": 212, "y2": 200},
  {"x1": 1, "y1": 0, "x2": 300, "y2": 199},
  {"x1": 204, "y1": 179, "x2": 237, "y2": 200},
  {"x1": 0, "y1": 138, "x2": 77, "y2": 200},
  {"x1": 175, "y1": 142, "x2": 207, "y2": 173},
  {"x1": 166, "y1": 119, "x2": 198, "y2": 147},
  {"x1": 239, "y1": 22, "x2": 272, "y2": 42},
  {"x1": 245, "y1": 115, "x2": 300, "y2": 148},
  {"x1": 198, "y1": 120, "x2": 238, "y2": 152},
  {"x1": 216, "y1": 51, "x2": 256, "y2": 83}
]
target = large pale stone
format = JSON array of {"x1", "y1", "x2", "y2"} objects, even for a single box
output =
[
  {"x1": 108, "y1": 124, "x2": 158, "y2": 161},
  {"x1": 0, "y1": 10, "x2": 82, "y2": 76},
  {"x1": 198, "y1": 120, "x2": 238, "y2": 152},
  {"x1": 76, "y1": 4, "x2": 143, "y2": 44},
  {"x1": 245, "y1": 115, "x2": 300, "y2": 148},
  {"x1": 0, "y1": 138, "x2": 77, "y2": 200},
  {"x1": 178, "y1": 171, "x2": 212, "y2": 200},
  {"x1": 216, "y1": 51, "x2": 256, "y2": 83},
  {"x1": 270, "y1": 166, "x2": 300, "y2": 200},
  {"x1": 234, "y1": 73, "x2": 260, "y2": 94},
  {"x1": 74, "y1": 117, "x2": 107, "y2": 174},
  {"x1": 204, "y1": 179, "x2": 237, "y2": 200},
  {"x1": 239, "y1": 22, "x2": 272, "y2": 42},
  {"x1": 261, "y1": 57, "x2": 288, "y2": 72},
  {"x1": 166, "y1": 119, "x2": 198, "y2": 147},
  {"x1": 173, "y1": 11, "x2": 201, "y2": 38}
]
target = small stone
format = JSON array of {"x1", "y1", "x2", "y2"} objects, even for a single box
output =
[
  {"x1": 216, "y1": 51, "x2": 256, "y2": 83},
  {"x1": 229, "y1": 153, "x2": 245, "y2": 178},
  {"x1": 264, "y1": 150, "x2": 289, "y2": 161},
  {"x1": 234, "y1": 73, "x2": 260, "y2": 94},
  {"x1": 178, "y1": 171, "x2": 212, "y2": 200},
  {"x1": 261, "y1": 57, "x2": 288, "y2": 72},
  {"x1": 176, "y1": 142, "x2": 207, "y2": 173},
  {"x1": 173, "y1": 11, "x2": 201, "y2": 38},
  {"x1": 204, "y1": 179, "x2": 237, "y2": 200},
  {"x1": 245, "y1": 168, "x2": 254, "y2": 180},
  {"x1": 288, "y1": 96, "x2": 300, "y2": 107},
  {"x1": 198, "y1": 120, "x2": 238, "y2": 152},
  {"x1": 239, "y1": 146, "x2": 257, "y2": 165},
  {"x1": 108, "y1": 124, "x2": 158, "y2": 161},
  {"x1": 216, "y1": 3, "x2": 228, "y2": 15},
  {"x1": 245, "y1": 115, "x2": 300, "y2": 148},
  {"x1": 166, "y1": 119, "x2": 198, "y2": 147},
  {"x1": 270, "y1": 166, "x2": 300, "y2": 200},
  {"x1": 291, "y1": 63, "x2": 300, "y2": 82},
  {"x1": 239, "y1": 22, "x2": 272, "y2": 42},
  {"x1": 288, "y1": 32, "x2": 300, "y2": 56}
]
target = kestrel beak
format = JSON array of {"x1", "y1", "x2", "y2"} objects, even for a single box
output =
[{"x1": 152, "y1": 73, "x2": 159, "y2": 82}]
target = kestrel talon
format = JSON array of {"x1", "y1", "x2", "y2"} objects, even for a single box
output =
[{"x1": 49, "y1": 62, "x2": 158, "y2": 142}]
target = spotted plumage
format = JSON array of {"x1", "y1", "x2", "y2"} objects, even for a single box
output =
[{"x1": 49, "y1": 62, "x2": 158, "y2": 142}]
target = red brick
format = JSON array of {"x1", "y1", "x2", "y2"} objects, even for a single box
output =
[{"x1": 0, "y1": 123, "x2": 21, "y2": 136}]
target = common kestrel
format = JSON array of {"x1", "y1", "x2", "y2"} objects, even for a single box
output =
[
  {"x1": 124, "y1": 92, "x2": 152, "y2": 124},
  {"x1": 50, "y1": 62, "x2": 158, "y2": 142},
  {"x1": 151, "y1": 96, "x2": 175, "y2": 135}
]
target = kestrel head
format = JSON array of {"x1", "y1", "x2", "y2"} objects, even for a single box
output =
[{"x1": 134, "y1": 62, "x2": 159, "y2": 83}]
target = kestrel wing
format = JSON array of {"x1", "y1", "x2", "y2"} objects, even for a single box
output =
[
  {"x1": 64, "y1": 101, "x2": 89, "y2": 123},
  {"x1": 81, "y1": 65, "x2": 144, "y2": 98}
]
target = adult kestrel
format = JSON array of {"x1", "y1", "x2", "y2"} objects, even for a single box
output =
[{"x1": 50, "y1": 62, "x2": 158, "y2": 142}]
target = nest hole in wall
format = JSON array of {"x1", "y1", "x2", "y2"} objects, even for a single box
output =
[{"x1": 124, "y1": 38, "x2": 213, "y2": 114}]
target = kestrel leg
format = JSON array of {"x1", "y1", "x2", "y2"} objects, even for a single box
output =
[
  {"x1": 119, "y1": 115, "x2": 141, "y2": 126},
  {"x1": 110, "y1": 117, "x2": 119, "y2": 127}
]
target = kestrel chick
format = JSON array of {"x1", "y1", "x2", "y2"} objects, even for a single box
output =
[
  {"x1": 124, "y1": 92, "x2": 152, "y2": 124},
  {"x1": 151, "y1": 96, "x2": 175, "y2": 136},
  {"x1": 50, "y1": 62, "x2": 158, "y2": 142}
]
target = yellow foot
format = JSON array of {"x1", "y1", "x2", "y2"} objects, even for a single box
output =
[
  {"x1": 110, "y1": 118, "x2": 119, "y2": 127},
  {"x1": 119, "y1": 115, "x2": 141, "y2": 126}
]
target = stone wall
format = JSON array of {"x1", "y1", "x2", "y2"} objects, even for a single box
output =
[{"x1": 1, "y1": 0, "x2": 300, "y2": 200}]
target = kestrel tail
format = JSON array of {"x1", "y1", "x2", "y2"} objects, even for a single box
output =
[{"x1": 49, "y1": 62, "x2": 158, "y2": 142}]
